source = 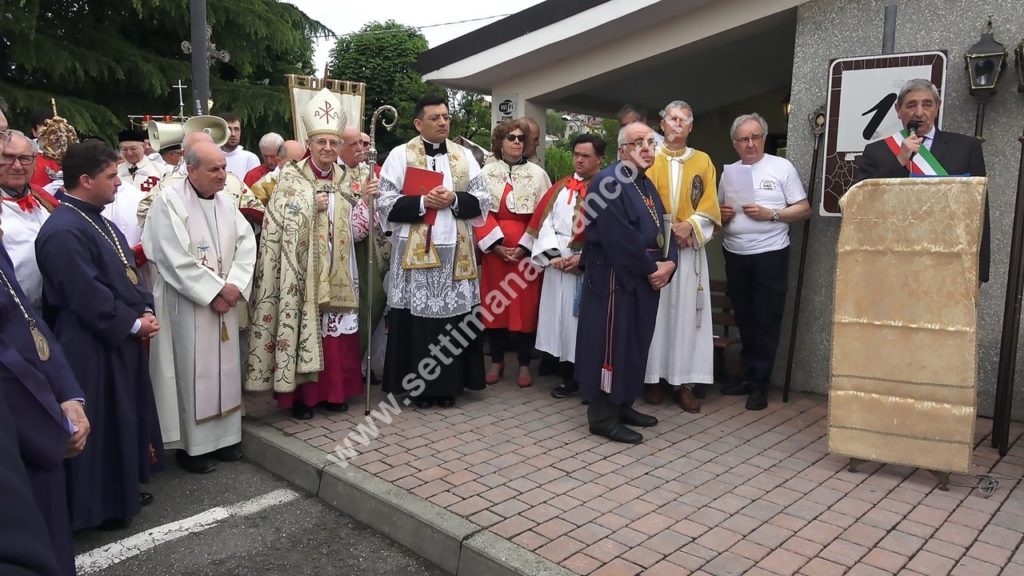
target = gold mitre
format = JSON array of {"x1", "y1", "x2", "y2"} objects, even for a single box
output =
[
  {"x1": 39, "y1": 98, "x2": 78, "y2": 162},
  {"x1": 301, "y1": 88, "x2": 346, "y2": 139}
]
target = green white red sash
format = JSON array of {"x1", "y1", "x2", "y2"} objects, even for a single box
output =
[{"x1": 883, "y1": 130, "x2": 948, "y2": 176}]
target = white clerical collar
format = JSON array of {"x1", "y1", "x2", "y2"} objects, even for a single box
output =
[{"x1": 421, "y1": 137, "x2": 448, "y2": 157}]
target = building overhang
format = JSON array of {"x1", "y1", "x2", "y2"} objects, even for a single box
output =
[{"x1": 418, "y1": 0, "x2": 806, "y2": 118}]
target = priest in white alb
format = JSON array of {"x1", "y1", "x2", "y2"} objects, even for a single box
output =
[{"x1": 142, "y1": 140, "x2": 257, "y2": 475}]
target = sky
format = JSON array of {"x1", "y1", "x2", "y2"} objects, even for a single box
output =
[{"x1": 285, "y1": 0, "x2": 546, "y2": 73}]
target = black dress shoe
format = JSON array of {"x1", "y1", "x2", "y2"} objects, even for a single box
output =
[
  {"x1": 176, "y1": 450, "x2": 217, "y2": 474},
  {"x1": 140, "y1": 492, "x2": 154, "y2": 507},
  {"x1": 721, "y1": 380, "x2": 752, "y2": 396},
  {"x1": 590, "y1": 422, "x2": 643, "y2": 444},
  {"x1": 619, "y1": 406, "x2": 658, "y2": 428},
  {"x1": 291, "y1": 401, "x2": 314, "y2": 420},
  {"x1": 692, "y1": 383, "x2": 709, "y2": 399},
  {"x1": 746, "y1": 386, "x2": 768, "y2": 411},
  {"x1": 98, "y1": 518, "x2": 132, "y2": 531},
  {"x1": 551, "y1": 380, "x2": 579, "y2": 399},
  {"x1": 214, "y1": 443, "x2": 244, "y2": 462},
  {"x1": 413, "y1": 398, "x2": 434, "y2": 409},
  {"x1": 325, "y1": 402, "x2": 349, "y2": 412},
  {"x1": 437, "y1": 397, "x2": 456, "y2": 408}
]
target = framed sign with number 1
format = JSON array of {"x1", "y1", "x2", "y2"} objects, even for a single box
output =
[{"x1": 820, "y1": 51, "x2": 947, "y2": 216}]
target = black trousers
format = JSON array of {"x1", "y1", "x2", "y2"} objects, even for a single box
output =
[
  {"x1": 487, "y1": 328, "x2": 535, "y2": 366},
  {"x1": 723, "y1": 246, "x2": 790, "y2": 387}
]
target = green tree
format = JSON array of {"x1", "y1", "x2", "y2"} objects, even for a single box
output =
[
  {"x1": 448, "y1": 89, "x2": 492, "y2": 149},
  {"x1": 0, "y1": 0, "x2": 330, "y2": 146},
  {"x1": 329, "y1": 20, "x2": 430, "y2": 157},
  {"x1": 545, "y1": 111, "x2": 566, "y2": 138},
  {"x1": 544, "y1": 147, "x2": 573, "y2": 183}
]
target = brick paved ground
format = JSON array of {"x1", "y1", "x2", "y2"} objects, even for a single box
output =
[{"x1": 245, "y1": 375, "x2": 1024, "y2": 576}]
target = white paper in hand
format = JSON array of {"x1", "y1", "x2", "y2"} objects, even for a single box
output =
[{"x1": 720, "y1": 163, "x2": 756, "y2": 207}]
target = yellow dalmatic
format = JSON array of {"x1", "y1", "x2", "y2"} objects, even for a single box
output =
[{"x1": 648, "y1": 146, "x2": 722, "y2": 246}]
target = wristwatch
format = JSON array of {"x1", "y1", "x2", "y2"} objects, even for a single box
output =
[{"x1": 771, "y1": 209, "x2": 781, "y2": 222}]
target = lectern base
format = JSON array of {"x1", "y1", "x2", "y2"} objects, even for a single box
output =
[{"x1": 847, "y1": 458, "x2": 950, "y2": 491}]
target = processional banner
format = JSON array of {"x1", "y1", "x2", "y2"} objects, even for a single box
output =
[
  {"x1": 828, "y1": 177, "x2": 987, "y2": 474},
  {"x1": 286, "y1": 75, "x2": 366, "y2": 141}
]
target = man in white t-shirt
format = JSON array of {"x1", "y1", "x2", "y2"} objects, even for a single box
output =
[
  {"x1": 218, "y1": 112, "x2": 260, "y2": 181},
  {"x1": 718, "y1": 113, "x2": 810, "y2": 411}
]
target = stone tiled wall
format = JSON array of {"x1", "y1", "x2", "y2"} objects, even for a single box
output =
[{"x1": 784, "y1": 0, "x2": 1024, "y2": 417}]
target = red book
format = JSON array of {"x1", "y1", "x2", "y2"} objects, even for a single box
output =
[{"x1": 402, "y1": 166, "x2": 443, "y2": 226}]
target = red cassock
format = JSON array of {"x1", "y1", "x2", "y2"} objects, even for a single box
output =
[{"x1": 475, "y1": 182, "x2": 542, "y2": 332}]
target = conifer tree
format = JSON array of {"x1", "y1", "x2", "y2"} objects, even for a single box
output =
[{"x1": 0, "y1": 0, "x2": 331, "y2": 146}]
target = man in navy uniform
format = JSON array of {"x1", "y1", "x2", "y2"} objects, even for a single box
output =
[
  {"x1": 36, "y1": 141, "x2": 162, "y2": 531},
  {"x1": 576, "y1": 122, "x2": 676, "y2": 444},
  {"x1": 0, "y1": 197, "x2": 89, "y2": 574}
]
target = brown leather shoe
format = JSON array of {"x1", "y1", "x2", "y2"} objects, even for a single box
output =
[
  {"x1": 675, "y1": 386, "x2": 701, "y2": 413},
  {"x1": 643, "y1": 383, "x2": 665, "y2": 405}
]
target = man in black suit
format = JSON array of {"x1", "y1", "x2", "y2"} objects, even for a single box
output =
[
  {"x1": 853, "y1": 78, "x2": 989, "y2": 282},
  {"x1": 0, "y1": 199, "x2": 89, "y2": 575}
]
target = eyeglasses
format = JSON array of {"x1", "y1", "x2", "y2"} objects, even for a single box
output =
[
  {"x1": 505, "y1": 134, "x2": 526, "y2": 143},
  {"x1": 0, "y1": 153, "x2": 35, "y2": 166},
  {"x1": 623, "y1": 138, "x2": 658, "y2": 149},
  {"x1": 733, "y1": 133, "x2": 765, "y2": 145}
]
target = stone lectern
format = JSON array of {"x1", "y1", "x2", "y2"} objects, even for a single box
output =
[{"x1": 828, "y1": 177, "x2": 987, "y2": 477}]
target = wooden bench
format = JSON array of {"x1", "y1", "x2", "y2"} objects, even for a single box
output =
[{"x1": 709, "y1": 279, "x2": 741, "y2": 381}]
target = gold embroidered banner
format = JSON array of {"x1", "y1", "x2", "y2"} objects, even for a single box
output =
[
  {"x1": 286, "y1": 75, "x2": 365, "y2": 141},
  {"x1": 828, "y1": 177, "x2": 987, "y2": 474}
]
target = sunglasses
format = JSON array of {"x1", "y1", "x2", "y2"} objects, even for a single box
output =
[{"x1": 505, "y1": 134, "x2": 526, "y2": 143}]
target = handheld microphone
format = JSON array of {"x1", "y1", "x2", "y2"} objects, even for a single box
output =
[{"x1": 906, "y1": 120, "x2": 922, "y2": 171}]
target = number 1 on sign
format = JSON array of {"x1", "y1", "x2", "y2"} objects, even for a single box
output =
[{"x1": 861, "y1": 93, "x2": 898, "y2": 140}]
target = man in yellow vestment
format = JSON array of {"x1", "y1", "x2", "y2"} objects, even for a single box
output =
[{"x1": 643, "y1": 100, "x2": 721, "y2": 413}]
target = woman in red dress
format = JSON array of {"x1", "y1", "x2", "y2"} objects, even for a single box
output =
[{"x1": 476, "y1": 119, "x2": 552, "y2": 387}]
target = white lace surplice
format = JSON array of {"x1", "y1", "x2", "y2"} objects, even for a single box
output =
[
  {"x1": 376, "y1": 144, "x2": 490, "y2": 319},
  {"x1": 321, "y1": 195, "x2": 370, "y2": 337}
]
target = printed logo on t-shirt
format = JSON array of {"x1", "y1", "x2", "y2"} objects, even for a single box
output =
[{"x1": 759, "y1": 179, "x2": 776, "y2": 191}]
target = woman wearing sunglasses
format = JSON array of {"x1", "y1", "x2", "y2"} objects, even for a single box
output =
[{"x1": 476, "y1": 119, "x2": 552, "y2": 388}]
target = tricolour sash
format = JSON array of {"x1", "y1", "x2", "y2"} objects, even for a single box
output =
[{"x1": 884, "y1": 130, "x2": 949, "y2": 176}]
